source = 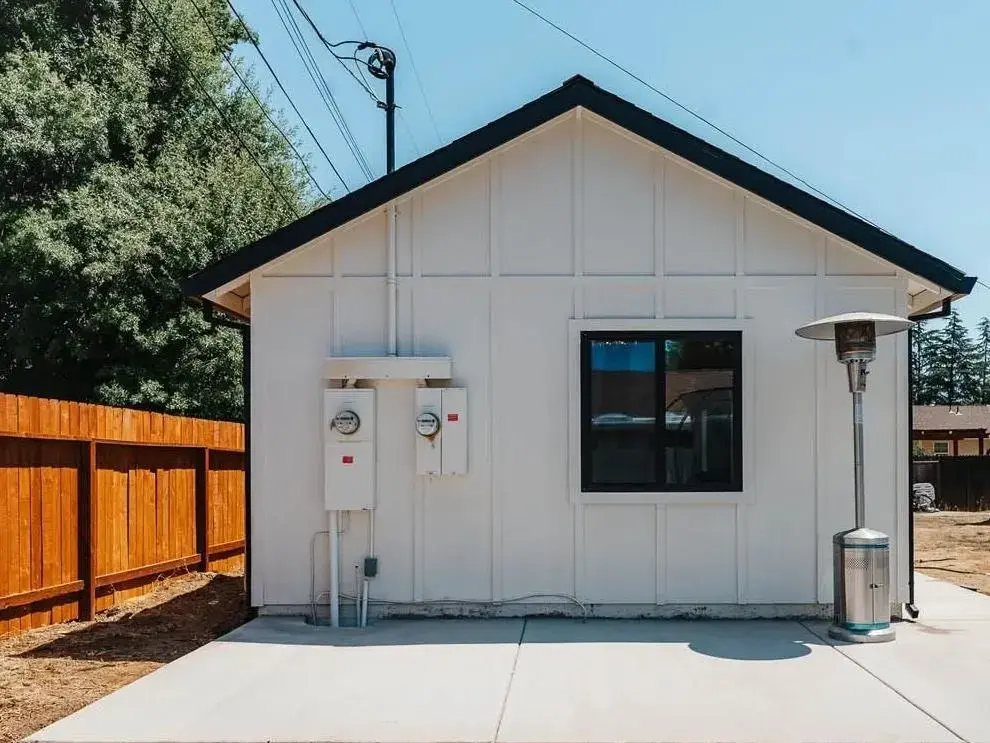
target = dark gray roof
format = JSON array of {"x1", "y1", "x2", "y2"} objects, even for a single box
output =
[
  {"x1": 184, "y1": 75, "x2": 977, "y2": 298},
  {"x1": 913, "y1": 405, "x2": 990, "y2": 433}
]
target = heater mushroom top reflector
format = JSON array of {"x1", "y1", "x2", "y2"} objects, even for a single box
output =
[{"x1": 794, "y1": 312, "x2": 913, "y2": 341}]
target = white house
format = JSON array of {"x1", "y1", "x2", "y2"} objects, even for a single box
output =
[{"x1": 184, "y1": 76, "x2": 975, "y2": 622}]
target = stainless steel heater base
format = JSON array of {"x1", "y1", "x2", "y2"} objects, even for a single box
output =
[{"x1": 828, "y1": 624, "x2": 896, "y2": 644}]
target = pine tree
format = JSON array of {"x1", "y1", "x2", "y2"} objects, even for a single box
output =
[
  {"x1": 911, "y1": 322, "x2": 938, "y2": 405},
  {"x1": 926, "y1": 311, "x2": 980, "y2": 405},
  {"x1": 976, "y1": 317, "x2": 990, "y2": 404}
]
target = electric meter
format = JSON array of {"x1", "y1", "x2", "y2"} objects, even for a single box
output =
[
  {"x1": 415, "y1": 411, "x2": 440, "y2": 438},
  {"x1": 331, "y1": 409, "x2": 361, "y2": 435}
]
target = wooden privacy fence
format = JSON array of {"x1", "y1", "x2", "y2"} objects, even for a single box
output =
[
  {"x1": 913, "y1": 457, "x2": 990, "y2": 511},
  {"x1": 0, "y1": 393, "x2": 245, "y2": 637}
]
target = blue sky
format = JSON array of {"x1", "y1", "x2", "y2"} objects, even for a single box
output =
[{"x1": 235, "y1": 0, "x2": 989, "y2": 329}]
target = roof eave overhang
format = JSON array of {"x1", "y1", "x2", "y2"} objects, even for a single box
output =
[{"x1": 182, "y1": 76, "x2": 977, "y2": 303}]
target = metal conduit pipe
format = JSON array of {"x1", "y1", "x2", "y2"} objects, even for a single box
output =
[
  {"x1": 327, "y1": 512, "x2": 340, "y2": 627},
  {"x1": 357, "y1": 203, "x2": 398, "y2": 628}
]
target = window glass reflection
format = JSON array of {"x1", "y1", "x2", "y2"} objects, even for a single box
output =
[{"x1": 588, "y1": 340, "x2": 656, "y2": 485}]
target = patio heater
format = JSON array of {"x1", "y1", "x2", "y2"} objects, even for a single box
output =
[{"x1": 796, "y1": 312, "x2": 913, "y2": 643}]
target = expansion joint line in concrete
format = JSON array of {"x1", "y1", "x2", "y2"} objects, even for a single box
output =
[
  {"x1": 797, "y1": 620, "x2": 968, "y2": 743},
  {"x1": 493, "y1": 618, "x2": 528, "y2": 743}
]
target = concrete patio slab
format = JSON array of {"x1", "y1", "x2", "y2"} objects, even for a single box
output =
[
  {"x1": 27, "y1": 577, "x2": 989, "y2": 743},
  {"x1": 498, "y1": 619, "x2": 957, "y2": 743},
  {"x1": 30, "y1": 618, "x2": 526, "y2": 743},
  {"x1": 803, "y1": 574, "x2": 990, "y2": 743},
  {"x1": 910, "y1": 572, "x2": 990, "y2": 621}
]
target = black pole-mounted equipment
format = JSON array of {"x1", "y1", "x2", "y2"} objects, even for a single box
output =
[{"x1": 360, "y1": 43, "x2": 397, "y2": 175}]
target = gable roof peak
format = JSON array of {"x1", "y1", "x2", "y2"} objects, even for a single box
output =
[{"x1": 183, "y1": 75, "x2": 976, "y2": 300}]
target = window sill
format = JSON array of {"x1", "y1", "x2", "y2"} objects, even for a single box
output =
[{"x1": 573, "y1": 490, "x2": 754, "y2": 506}]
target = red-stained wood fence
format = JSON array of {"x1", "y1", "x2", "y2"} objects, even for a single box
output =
[{"x1": 0, "y1": 393, "x2": 245, "y2": 637}]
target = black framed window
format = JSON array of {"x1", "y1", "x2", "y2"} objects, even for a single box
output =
[{"x1": 580, "y1": 331, "x2": 743, "y2": 492}]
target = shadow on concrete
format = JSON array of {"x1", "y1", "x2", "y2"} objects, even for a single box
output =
[
  {"x1": 20, "y1": 574, "x2": 248, "y2": 664},
  {"x1": 218, "y1": 616, "x2": 823, "y2": 661}
]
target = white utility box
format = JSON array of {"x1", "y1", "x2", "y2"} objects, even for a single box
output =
[
  {"x1": 414, "y1": 387, "x2": 467, "y2": 476},
  {"x1": 324, "y1": 388, "x2": 375, "y2": 510},
  {"x1": 414, "y1": 388, "x2": 442, "y2": 475},
  {"x1": 441, "y1": 387, "x2": 468, "y2": 475}
]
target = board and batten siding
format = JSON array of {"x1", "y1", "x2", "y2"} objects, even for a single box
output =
[{"x1": 249, "y1": 110, "x2": 909, "y2": 611}]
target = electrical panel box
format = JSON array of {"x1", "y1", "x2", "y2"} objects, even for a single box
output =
[
  {"x1": 414, "y1": 387, "x2": 467, "y2": 476},
  {"x1": 324, "y1": 388, "x2": 375, "y2": 510},
  {"x1": 414, "y1": 387, "x2": 442, "y2": 475},
  {"x1": 441, "y1": 387, "x2": 467, "y2": 475}
]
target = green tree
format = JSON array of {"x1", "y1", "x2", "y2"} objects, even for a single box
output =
[
  {"x1": 0, "y1": 0, "x2": 312, "y2": 419},
  {"x1": 926, "y1": 311, "x2": 979, "y2": 405},
  {"x1": 911, "y1": 321, "x2": 938, "y2": 405},
  {"x1": 975, "y1": 317, "x2": 990, "y2": 404}
]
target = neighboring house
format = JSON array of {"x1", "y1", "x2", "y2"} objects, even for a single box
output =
[
  {"x1": 184, "y1": 76, "x2": 975, "y2": 620},
  {"x1": 913, "y1": 405, "x2": 990, "y2": 456}
]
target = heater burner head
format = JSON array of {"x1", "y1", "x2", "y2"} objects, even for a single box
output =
[
  {"x1": 834, "y1": 321, "x2": 877, "y2": 362},
  {"x1": 795, "y1": 312, "x2": 913, "y2": 362}
]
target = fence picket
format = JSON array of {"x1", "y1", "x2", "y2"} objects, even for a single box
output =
[{"x1": 0, "y1": 393, "x2": 245, "y2": 637}]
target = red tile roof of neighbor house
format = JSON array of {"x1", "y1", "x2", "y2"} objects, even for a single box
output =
[{"x1": 913, "y1": 405, "x2": 990, "y2": 433}]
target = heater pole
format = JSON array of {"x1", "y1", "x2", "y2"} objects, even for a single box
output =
[
  {"x1": 852, "y1": 388, "x2": 866, "y2": 529},
  {"x1": 847, "y1": 359, "x2": 867, "y2": 529}
]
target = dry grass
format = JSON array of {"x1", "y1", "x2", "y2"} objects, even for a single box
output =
[
  {"x1": 914, "y1": 510, "x2": 990, "y2": 596},
  {"x1": 0, "y1": 570, "x2": 247, "y2": 743}
]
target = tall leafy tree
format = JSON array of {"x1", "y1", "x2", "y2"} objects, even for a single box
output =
[
  {"x1": 925, "y1": 311, "x2": 980, "y2": 405},
  {"x1": 0, "y1": 0, "x2": 312, "y2": 419}
]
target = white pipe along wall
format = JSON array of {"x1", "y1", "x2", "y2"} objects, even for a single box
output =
[{"x1": 251, "y1": 109, "x2": 918, "y2": 620}]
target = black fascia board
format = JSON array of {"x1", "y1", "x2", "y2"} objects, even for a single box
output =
[{"x1": 182, "y1": 75, "x2": 976, "y2": 298}]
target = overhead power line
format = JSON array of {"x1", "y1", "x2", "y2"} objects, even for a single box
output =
[
  {"x1": 187, "y1": 0, "x2": 330, "y2": 199},
  {"x1": 224, "y1": 0, "x2": 350, "y2": 191},
  {"x1": 387, "y1": 0, "x2": 443, "y2": 145},
  {"x1": 278, "y1": 0, "x2": 374, "y2": 181},
  {"x1": 273, "y1": 0, "x2": 375, "y2": 180},
  {"x1": 346, "y1": 0, "x2": 370, "y2": 38},
  {"x1": 346, "y1": 0, "x2": 421, "y2": 162},
  {"x1": 291, "y1": 0, "x2": 380, "y2": 102},
  {"x1": 345, "y1": 0, "x2": 379, "y2": 96},
  {"x1": 134, "y1": 0, "x2": 300, "y2": 218},
  {"x1": 508, "y1": 0, "x2": 896, "y2": 237},
  {"x1": 398, "y1": 109, "x2": 423, "y2": 157}
]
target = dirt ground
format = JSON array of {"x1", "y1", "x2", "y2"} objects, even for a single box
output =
[
  {"x1": 0, "y1": 571, "x2": 248, "y2": 743},
  {"x1": 914, "y1": 510, "x2": 990, "y2": 596},
  {"x1": 0, "y1": 516, "x2": 986, "y2": 743}
]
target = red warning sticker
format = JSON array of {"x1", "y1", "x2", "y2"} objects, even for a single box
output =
[
  {"x1": 342, "y1": 455, "x2": 354, "y2": 464},
  {"x1": 447, "y1": 413, "x2": 459, "y2": 422}
]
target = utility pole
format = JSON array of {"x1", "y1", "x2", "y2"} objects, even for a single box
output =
[{"x1": 363, "y1": 44, "x2": 397, "y2": 174}]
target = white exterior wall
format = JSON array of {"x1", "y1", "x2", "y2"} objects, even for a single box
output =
[{"x1": 250, "y1": 110, "x2": 910, "y2": 614}]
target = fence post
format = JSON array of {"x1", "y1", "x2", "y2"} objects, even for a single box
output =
[
  {"x1": 196, "y1": 447, "x2": 211, "y2": 572},
  {"x1": 78, "y1": 441, "x2": 97, "y2": 621}
]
